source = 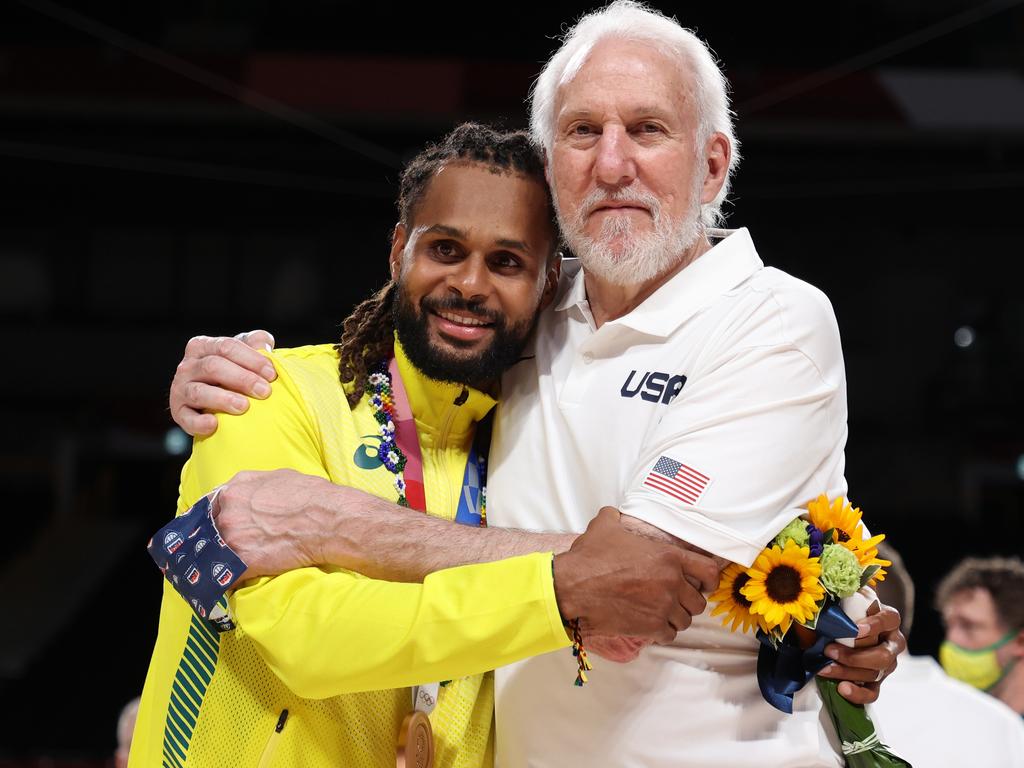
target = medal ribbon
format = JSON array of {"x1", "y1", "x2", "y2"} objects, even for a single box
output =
[
  {"x1": 386, "y1": 357, "x2": 487, "y2": 526},
  {"x1": 387, "y1": 357, "x2": 427, "y2": 512},
  {"x1": 386, "y1": 357, "x2": 488, "y2": 768}
]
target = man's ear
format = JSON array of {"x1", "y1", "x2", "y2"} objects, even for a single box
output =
[
  {"x1": 700, "y1": 132, "x2": 731, "y2": 206},
  {"x1": 539, "y1": 252, "x2": 562, "y2": 312},
  {"x1": 388, "y1": 222, "x2": 407, "y2": 281},
  {"x1": 1010, "y1": 629, "x2": 1024, "y2": 658}
]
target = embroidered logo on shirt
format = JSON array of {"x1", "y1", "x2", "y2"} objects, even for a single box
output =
[
  {"x1": 643, "y1": 456, "x2": 711, "y2": 505},
  {"x1": 620, "y1": 370, "x2": 687, "y2": 405}
]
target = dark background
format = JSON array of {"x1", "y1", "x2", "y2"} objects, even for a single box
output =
[{"x1": 1, "y1": 0, "x2": 1022, "y2": 763}]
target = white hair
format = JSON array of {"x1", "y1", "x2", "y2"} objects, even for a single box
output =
[{"x1": 529, "y1": 0, "x2": 740, "y2": 227}]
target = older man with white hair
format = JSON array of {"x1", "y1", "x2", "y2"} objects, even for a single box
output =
[
  {"x1": 168, "y1": 2, "x2": 904, "y2": 765},
  {"x1": 487, "y1": 4, "x2": 864, "y2": 765}
]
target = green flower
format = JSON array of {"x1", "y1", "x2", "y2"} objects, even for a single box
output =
[
  {"x1": 773, "y1": 518, "x2": 810, "y2": 550},
  {"x1": 820, "y1": 544, "x2": 862, "y2": 598}
]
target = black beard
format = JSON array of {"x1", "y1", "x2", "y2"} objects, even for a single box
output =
[{"x1": 392, "y1": 286, "x2": 536, "y2": 389}]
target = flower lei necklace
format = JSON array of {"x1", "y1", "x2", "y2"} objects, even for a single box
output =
[{"x1": 366, "y1": 360, "x2": 487, "y2": 525}]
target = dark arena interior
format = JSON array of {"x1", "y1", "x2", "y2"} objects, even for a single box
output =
[{"x1": 0, "y1": 1, "x2": 1022, "y2": 764}]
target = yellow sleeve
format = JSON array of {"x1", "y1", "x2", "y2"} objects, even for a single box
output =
[
  {"x1": 177, "y1": 352, "x2": 329, "y2": 509},
  {"x1": 178, "y1": 350, "x2": 570, "y2": 700},
  {"x1": 232, "y1": 553, "x2": 569, "y2": 699}
]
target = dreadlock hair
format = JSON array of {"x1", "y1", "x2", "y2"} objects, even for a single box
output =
[
  {"x1": 335, "y1": 122, "x2": 556, "y2": 406},
  {"x1": 336, "y1": 280, "x2": 399, "y2": 406}
]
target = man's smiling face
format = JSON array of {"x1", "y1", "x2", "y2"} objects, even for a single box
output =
[{"x1": 389, "y1": 161, "x2": 557, "y2": 388}]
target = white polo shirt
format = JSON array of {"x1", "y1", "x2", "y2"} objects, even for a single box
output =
[{"x1": 489, "y1": 228, "x2": 849, "y2": 767}]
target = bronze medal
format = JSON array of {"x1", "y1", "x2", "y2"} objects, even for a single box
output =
[{"x1": 396, "y1": 709, "x2": 434, "y2": 768}]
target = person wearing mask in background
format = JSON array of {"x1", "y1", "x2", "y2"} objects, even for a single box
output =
[
  {"x1": 870, "y1": 544, "x2": 1024, "y2": 766},
  {"x1": 936, "y1": 555, "x2": 1024, "y2": 716}
]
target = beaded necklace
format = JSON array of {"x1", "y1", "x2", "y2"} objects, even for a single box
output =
[
  {"x1": 367, "y1": 363, "x2": 409, "y2": 506},
  {"x1": 367, "y1": 360, "x2": 487, "y2": 525}
]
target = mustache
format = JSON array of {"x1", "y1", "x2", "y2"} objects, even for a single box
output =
[
  {"x1": 578, "y1": 186, "x2": 663, "y2": 221},
  {"x1": 420, "y1": 295, "x2": 501, "y2": 324}
]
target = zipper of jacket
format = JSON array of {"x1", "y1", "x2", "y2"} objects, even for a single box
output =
[
  {"x1": 434, "y1": 388, "x2": 465, "y2": 520},
  {"x1": 256, "y1": 709, "x2": 288, "y2": 768}
]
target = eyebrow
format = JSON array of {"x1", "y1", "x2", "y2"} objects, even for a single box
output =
[
  {"x1": 422, "y1": 224, "x2": 531, "y2": 253},
  {"x1": 495, "y1": 237, "x2": 531, "y2": 253},
  {"x1": 559, "y1": 105, "x2": 675, "y2": 122},
  {"x1": 423, "y1": 224, "x2": 465, "y2": 238}
]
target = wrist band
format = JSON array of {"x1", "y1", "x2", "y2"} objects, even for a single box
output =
[
  {"x1": 567, "y1": 618, "x2": 592, "y2": 686},
  {"x1": 551, "y1": 555, "x2": 593, "y2": 686}
]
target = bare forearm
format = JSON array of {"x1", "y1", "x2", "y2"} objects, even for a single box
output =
[
  {"x1": 310, "y1": 483, "x2": 574, "y2": 582},
  {"x1": 215, "y1": 471, "x2": 722, "y2": 643}
]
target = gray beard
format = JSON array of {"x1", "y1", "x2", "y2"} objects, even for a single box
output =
[{"x1": 556, "y1": 178, "x2": 704, "y2": 287}]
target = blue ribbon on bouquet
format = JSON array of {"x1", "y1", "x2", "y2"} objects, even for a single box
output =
[{"x1": 755, "y1": 602, "x2": 859, "y2": 713}]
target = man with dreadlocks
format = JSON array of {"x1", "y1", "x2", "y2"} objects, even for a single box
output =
[{"x1": 131, "y1": 123, "x2": 719, "y2": 768}]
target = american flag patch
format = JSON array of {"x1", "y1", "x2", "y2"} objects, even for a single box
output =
[{"x1": 643, "y1": 456, "x2": 711, "y2": 505}]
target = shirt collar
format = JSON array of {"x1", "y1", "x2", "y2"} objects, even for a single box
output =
[
  {"x1": 554, "y1": 258, "x2": 588, "y2": 313},
  {"x1": 393, "y1": 335, "x2": 497, "y2": 435},
  {"x1": 555, "y1": 228, "x2": 763, "y2": 338}
]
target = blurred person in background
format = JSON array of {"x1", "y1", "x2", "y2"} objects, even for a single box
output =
[
  {"x1": 936, "y1": 555, "x2": 1024, "y2": 716},
  {"x1": 870, "y1": 544, "x2": 1024, "y2": 766},
  {"x1": 114, "y1": 697, "x2": 139, "y2": 768}
]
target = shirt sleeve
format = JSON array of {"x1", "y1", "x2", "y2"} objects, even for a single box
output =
[
  {"x1": 176, "y1": 351, "x2": 569, "y2": 699},
  {"x1": 617, "y1": 289, "x2": 849, "y2": 567},
  {"x1": 231, "y1": 553, "x2": 567, "y2": 699}
]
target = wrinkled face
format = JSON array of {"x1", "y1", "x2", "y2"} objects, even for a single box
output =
[
  {"x1": 549, "y1": 38, "x2": 712, "y2": 285},
  {"x1": 943, "y1": 588, "x2": 1011, "y2": 655},
  {"x1": 389, "y1": 162, "x2": 557, "y2": 387}
]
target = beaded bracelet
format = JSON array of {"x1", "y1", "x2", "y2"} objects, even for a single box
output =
[
  {"x1": 567, "y1": 619, "x2": 592, "y2": 686},
  {"x1": 552, "y1": 556, "x2": 593, "y2": 686}
]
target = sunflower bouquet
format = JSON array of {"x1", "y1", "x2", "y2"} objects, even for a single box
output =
[{"x1": 709, "y1": 495, "x2": 911, "y2": 767}]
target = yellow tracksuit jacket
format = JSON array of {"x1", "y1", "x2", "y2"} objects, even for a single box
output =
[{"x1": 130, "y1": 341, "x2": 568, "y2": 768}]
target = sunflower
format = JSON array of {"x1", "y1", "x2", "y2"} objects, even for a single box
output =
[
  {"x1": 806, "y1": 494, "x2": 889, "y2": 579},
  {"x1": 741, "y1": 540, "x2": 825, "y2": 636},
  {"x1": 807, "y1": 494, "x2": 865, "y2": 544},
  {"x1": 710, "y1": 563, "x2": 767, "y2": 634}
]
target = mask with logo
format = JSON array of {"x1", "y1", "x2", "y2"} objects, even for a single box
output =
[{"x1": 939, "y1": 631, "x2": 1019, "y2": 691}]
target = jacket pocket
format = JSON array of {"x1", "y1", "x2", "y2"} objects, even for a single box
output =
[{"x1": 256, "y1": 709, "x2": 288, "y2": 768}]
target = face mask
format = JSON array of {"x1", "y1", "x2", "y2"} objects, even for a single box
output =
[{"x1": 940, "y1": 631, "x2": 1018, "y2": 691}]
